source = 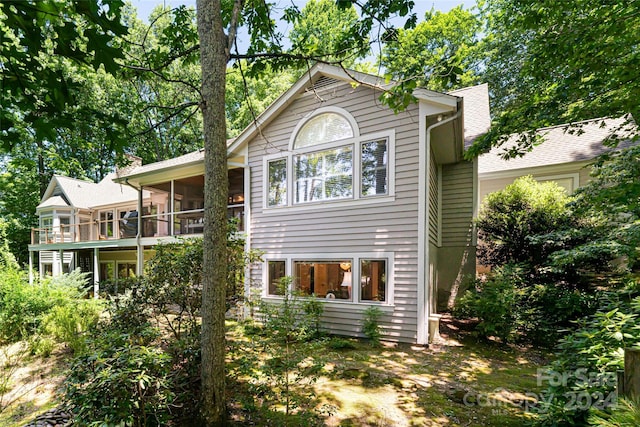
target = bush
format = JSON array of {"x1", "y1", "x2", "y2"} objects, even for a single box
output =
[
  {"x1": 535, "y1": 281, "x2": 640, "y2": 426},
  {"x1": 454, "y1": 264, "x2": 598, "y2": 345},
  {"x1": 362, "y1": 306, "x2": 383, "y2": 346},
  {"x1": 477, "y1": 175, "x2": 573, "y2": 269},
  {"x1": 0, "y1": 268, "x2": 89, "y2": 343}
]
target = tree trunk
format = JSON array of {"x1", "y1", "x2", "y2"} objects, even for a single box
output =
[{"x1": 196, "y1": 0, "x2": 229, "y2": 425}]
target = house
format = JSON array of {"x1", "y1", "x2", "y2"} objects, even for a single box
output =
[
  {"x1": 478, "y1": 115, "x2": 637, "y2": 200},
  {"x1": 28, "y1": 64, "x2": 490, "y2": 344}
]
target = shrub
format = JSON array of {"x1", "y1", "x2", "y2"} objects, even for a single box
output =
[
  {"x1": 454, "y1": 264, "x2": 598, "y2": 345},
  {"x1": 362, "y1": 306, "x2": 383, "y2": 346},
  {"x1": 477, "y1": 175, "x2": 573, "y2": 269},
  {"x1": 43, "y1": 298, "x2": 102, "y2": 354},
  {"x1": 65, "y1": 330, "x2": 175, "y2": 427},
  {"x1": 536, "y1": 282, "x2": 640, "y2": 426},
  {"x1": 0, "y1": 268, "x2": 89, "y2": 343}
]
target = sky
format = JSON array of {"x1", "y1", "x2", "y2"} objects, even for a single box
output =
[{"x1": 131, "y1": 0, "x2": 476, "y2": 45}]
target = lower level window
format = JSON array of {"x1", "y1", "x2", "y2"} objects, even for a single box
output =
[
  {"x1": 360, "y1": 259, "x2": 386, "y2": 302},
  {"x1": 268, "y1": 260, "x2": 286, "y2": 295},
  {"x1": 294, "y1": 261, "x2": 352, "y2": 300}
]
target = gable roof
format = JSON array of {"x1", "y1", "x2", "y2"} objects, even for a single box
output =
[
  {"x1": 227, "y1": 63, "x2": 460, "y2": 156},
  {"x1": 38, "y1": 173, "x2": 139, "y2": 210},
  {"x1": 478, "y1": 116, "x2": 637, "y2": 175}
]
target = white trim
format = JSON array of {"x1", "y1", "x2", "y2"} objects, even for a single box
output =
[
  {"x1": 263, "y1": 129, "x2": 396, "y2": 210},
  {"x1": 478, "y1": 160, "x2": 591, "y2": 180},
  {"x1": 417, "y1": 103, "x2": 428, "y2": 345},
  {"x1": 288, "y1": 106, "x2": 361, "y2": 151},
  {"x1": 262, "y1": 195, "x2": 395, "y2": 215},
  {"x1": 535, "y1": 172, "x2": 580, "y2": 193},
  {"x1": 261, "y1": 251, "x2": 395, "y2": 307}
]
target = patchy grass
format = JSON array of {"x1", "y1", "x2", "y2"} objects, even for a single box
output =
[
  {"x1": 2, "y1": 316, "x2": 548, "y2": 426},
  {"x1": 0, "y1": 342, "x2": 70, "y2": 427},
  {"x1": 227, "y1": 316, "x2": 549, "y2": 426}
]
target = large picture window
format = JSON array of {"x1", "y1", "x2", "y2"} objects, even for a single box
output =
[
  {"x1": 265, "y1": 108, "x2": 393, "y2": 209},
  {"x1": 264, "y1": 253, "x2": 392, "y2": 305},
  {"x1": 294, "y1": 260, "x2": 352, "y2": 300}
]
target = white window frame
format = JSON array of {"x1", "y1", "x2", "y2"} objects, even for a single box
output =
[
  {"x1": 261, "y1": 252, "x2": 394, "y2": 308},
  {"x1": 263, "y1": 122, "x2": 395, "y2": 212}
]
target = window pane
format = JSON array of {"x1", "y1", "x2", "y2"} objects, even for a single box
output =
[
  {"x1": 361, "y1": 259, "x2": 386, "y2": 302},
  {"x1": 361, "y1": 139, "x2": 388, "y2": 196},
  {"x1": 294, "y1": 113, "x2": 354, "y2": 148},
  {"x1": 294, "y1": 147, "x2": 353, "y2": 203},
  {"x1": 268, "y1": 158, "x2": 287, "y2": 207},
  {"x1": 294, "y1": 261, "x2": 352, "y2": 300},
  {"x1": 268, "y1": 261, "x2": 286, "y2": 295}
]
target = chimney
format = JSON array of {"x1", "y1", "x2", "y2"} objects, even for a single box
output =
[{"x1": 116, "y1": 154, "x2": 143, "y2": 178}]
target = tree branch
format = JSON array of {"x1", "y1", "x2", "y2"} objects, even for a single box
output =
[{"x1": 227, "y1": 0, "x2": 244, "y2": 59}]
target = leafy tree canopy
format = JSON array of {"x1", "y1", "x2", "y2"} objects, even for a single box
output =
[
  {"x1": 381, "y1": 5, "x2": 482, "y2": 93},
  {"x1": 469, "y1": 0, "x2": 640, "y2": 158}
]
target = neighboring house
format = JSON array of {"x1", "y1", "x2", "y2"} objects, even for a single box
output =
[
  {"x1": 28, "y1": 64, "x2": 490, "y2": 344},
  {"x1": 478, "y1": 116, "x2": 637, "y2": 200}
]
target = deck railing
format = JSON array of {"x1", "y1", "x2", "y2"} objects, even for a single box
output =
[{"x1": 31, "y1": 205, "x2": 244, "y2": 245}]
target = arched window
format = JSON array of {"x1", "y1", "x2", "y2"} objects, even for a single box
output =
[
  {"x1": 266, "y1": 108, "x2": 392, "y2": 208},
  {"x1": 293, "y1": 112, "x2": 354, "y2": 149}
]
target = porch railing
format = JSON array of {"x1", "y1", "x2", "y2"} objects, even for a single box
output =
[{"x1": 31, "y1": 205, "x2": 244, "y2": 245}]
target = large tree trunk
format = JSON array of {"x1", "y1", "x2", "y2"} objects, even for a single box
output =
[{"x1": 196, "y1": 0, "x2": 229, "y2": 425}]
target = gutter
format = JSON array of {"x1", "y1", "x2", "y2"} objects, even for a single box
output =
[{"x1": 417, "y1": 102, "x2": 463, "y2": 345}]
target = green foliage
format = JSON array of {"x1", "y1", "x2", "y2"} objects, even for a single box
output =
[
  {"x1": 535, "y1": 282, "x2": 640, "y2": 426},
  {"x1": 469, "y1": 0, "x2": 640, "y2": 158},
  {"x1": 289, "y1": 0, "x2": 364, "y2": 68},
  {"x1": 362, "y1": 306, "x2": 384, "y2": 346},
  {"x1": 381, "y1": 5, "x2": 482, "y2": 93},
  {"x1": 0, "y1": 0, "x2": 127, "y2": 151},
  {"x1": 477, "y1": 176, "x2": 574, "y2": 269},
  {"x1": 589, "y1": 397, "x2": 640, "y2": 427},
  {"x1": 65, "y1": 329, "x2": 175, "y2": 427},
  {"x1": 43, "y1": 299, "x2": 102, "y2": 355},
  {"x1": 0, "y1": 268, "x2": 89, "y2": 343},
  {"x1": 326, "y1": 337, "x2": 357, "y2": 350},
  {"x1": 455, "y1": 264, "x2": 598, "y2": 345},
  {"x1": 228, "y1": 277, "x2": 326, "y2": 423}
]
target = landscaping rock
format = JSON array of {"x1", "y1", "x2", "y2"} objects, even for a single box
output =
[{"x1": 23, "y1": 408, "x2": 72, "y2": 427}]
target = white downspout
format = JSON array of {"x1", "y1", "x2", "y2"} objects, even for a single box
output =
[
  {"x1": 417, "y1": 105, "x2": 462, "y2": 345},
  {"x1": 125, "y1": 179, "x2": 144, "y2": 277}
]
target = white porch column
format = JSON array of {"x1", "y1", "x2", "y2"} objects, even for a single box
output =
[
  {"x1": 58, "y1": 249, "x2": 64, "y2": 275},
  {"x1": 28, "y1": 251, "x2": 34, "y2": 284},
  {"x1": 93, "y1": 248, "x2": 99, "y2": 299}
]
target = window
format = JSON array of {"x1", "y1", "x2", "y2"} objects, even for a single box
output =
[
  {"x1": 360, "y1": 259, "x2": 386, "y2": 302},
  {"x1": 294, "y1": 260, "x2": 352, "y2": 300},
  {"x1": 99, "y1": 261, "x2": 115, "y2": 282},
  {"x1": 361, "y1": 139, "x2": 388, "y2": 197},
  {"x1": 117, "y1": 262, "x2": 136, "y2": 279},
  {"x1": 99, "y1": 211, "x2": 114, "y2": 238},
  {"x1": 265, "y1": 109, "x2": 394, "y2": 209},
  {"x1": 294, "y1": 112, "x2": 354, "y2": 148},
  {"x1": 294, "y1": 147, "x2": 353, "y2": 203},
  {"x1": 264, "y1": 254, "x2": 392, "y2": 304},
  {"x1": 268, "y1": 261, "x2": 286, "y2": 295},
  {"x1": 268, "y1": 159, "x2": 287, "y2": 207}
]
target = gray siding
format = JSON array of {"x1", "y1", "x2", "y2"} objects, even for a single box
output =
[
  {"x1": 247, "y1": 81, "x2": 421, "y2": 342},
  {"x1": 428, "y1": 150, "x2": 439, "y2": 245},
  {"x1": 436, "y1": 160, "x2": 476, "y2": 310},
  {"x1": 441, "y1": 161, "x2": 474, "y2": 246}
]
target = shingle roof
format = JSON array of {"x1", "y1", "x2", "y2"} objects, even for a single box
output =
[
  {"x1": 37, "y1": 195, "x2": 69, "y2": 209},
  {"x1": 116, "y1": 149, "x2": 206, "y2": 179},
  {"x1": 448, "y1": 83, "x2": 491, "y2": 146},
  {"x1": 478, "y1": 116, "x2": 637, "y2": 175},
  {"x1": 41, "y1": 173, "x2": 139, "y2": 210}
]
